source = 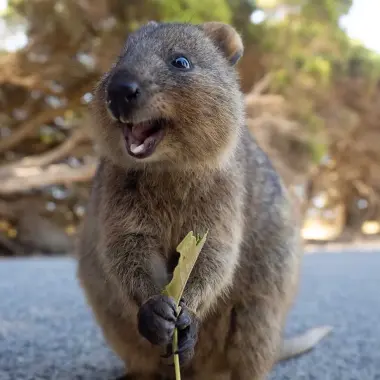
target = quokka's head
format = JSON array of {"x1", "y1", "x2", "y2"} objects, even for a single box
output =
[{"x1": 91, "y1": 21, "x2": 245, "y2": 170}]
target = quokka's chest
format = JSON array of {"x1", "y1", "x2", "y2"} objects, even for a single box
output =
[{"x1": 105, "y1": 167, "x2": 230, "y2": 244}]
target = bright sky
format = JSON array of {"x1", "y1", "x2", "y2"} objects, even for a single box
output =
[
  {"x1": 339, "y1": 0, "x2": 380, "y2": 53},
  {"x1": 0, "y1": 0, "x2": 380, "y2": 53},
  {"x1": 0, "y1": 0, "x2": 6, "y2": 13}
]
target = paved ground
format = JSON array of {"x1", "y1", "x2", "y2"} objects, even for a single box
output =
[{"x1": 0, "y1": 249, "x2": 379, "y2": 380}]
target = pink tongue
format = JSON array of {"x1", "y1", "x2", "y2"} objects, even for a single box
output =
[{"x1": 131, "y1": 122, "x2": 154, "y2": 141}]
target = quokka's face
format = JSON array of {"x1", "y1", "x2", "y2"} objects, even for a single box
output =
[{"x1": 91, "y1": 21, "x2": 244, "y2": 170}]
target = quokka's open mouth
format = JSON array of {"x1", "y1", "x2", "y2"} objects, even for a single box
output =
[{"x1": 122, "y1": 119, "x2": 165, "y2": 159}]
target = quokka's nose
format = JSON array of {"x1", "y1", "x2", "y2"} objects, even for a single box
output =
[
  {"x1": 109, "y1": 81, "x2": 140, "y2": 102},
  {"x1": 106, "y1": 76, "x2": 141, "y2": 122}
]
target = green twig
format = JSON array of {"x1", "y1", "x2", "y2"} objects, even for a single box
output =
[{"x1": 173, "y1": 325, "x2": 181, "y2": 380}]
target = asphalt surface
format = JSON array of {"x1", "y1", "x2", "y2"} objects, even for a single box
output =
[{"x1": 0, "y1": 249, "x2": 379, "y2": 380}]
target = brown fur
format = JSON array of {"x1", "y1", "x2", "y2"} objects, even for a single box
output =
[{"x1": 76, "y1": 21, "x2": 323, "y2": 380}]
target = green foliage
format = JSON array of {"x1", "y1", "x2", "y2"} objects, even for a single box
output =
[
  {"x1": 310, "y1": 140, "x2": 328, "y2": 164},
  {"x1": 256, "y1": 0, "x2": 352, "y2": 18},
  {"x1": 300, "y1": 0, "x2": 352, "y2": 23},
  {"x1": 227, "y1": 0, "x2": 257, "y2": 37},
  {"x1": 343, "y1": 43, "x2": 380, "y2": 80},
  {"x1": 153, "y1": 0, "x2": 232, "y2": 23},
  {"x1": 251, "y1": 0, "x2": 380, "y2": 162}
]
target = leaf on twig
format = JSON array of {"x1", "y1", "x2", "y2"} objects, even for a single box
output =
[
  {"x1": 163, "y1": 230, "x2": 208, "y2": 306},
  {"x1": 162, "y1": 230, "x2": 208, "y2": 380}
]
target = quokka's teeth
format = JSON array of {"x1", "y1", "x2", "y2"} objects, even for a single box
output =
[
  {"x1": 130, "y1": 143, "x2": 146, "y2": 154},
  {"x1": 120, "y1": 115, "x2": 129, "y2": 123}
]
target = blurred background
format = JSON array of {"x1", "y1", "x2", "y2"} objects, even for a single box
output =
[{"x1": 0, "y1": 0, "x2": 379, "y2": 257}]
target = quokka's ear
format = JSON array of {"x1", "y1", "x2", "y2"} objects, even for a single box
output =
[{"x1": 200, "y1": 22, "x2": 244, "y2": 65}]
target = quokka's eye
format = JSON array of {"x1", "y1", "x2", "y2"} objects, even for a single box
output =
[{"x1": 171, "y1": 56, "x2": 192, "y2": 70}]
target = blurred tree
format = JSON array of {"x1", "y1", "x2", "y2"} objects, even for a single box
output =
[
  {"x1": 0, "y1": 0, "x2": 379, "y2": 255},
  {"x1": 244, "y1": 0, "x2": 380, "y2": 243}
]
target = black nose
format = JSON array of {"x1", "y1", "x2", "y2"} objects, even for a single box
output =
[
  {"x1": 106, "y1": 78, "x2": 141, "y2": 121},
  {"x1": 109, "y1": 81, "x2": 140, "y2": 102}
]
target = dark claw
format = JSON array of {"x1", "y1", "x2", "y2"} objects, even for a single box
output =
[
  {"x1": 176, "y1": 306, "x2": 191, "y2": 330},
  {"x1": 177, "y1": 318, "x2": 198, "y2": 364}
]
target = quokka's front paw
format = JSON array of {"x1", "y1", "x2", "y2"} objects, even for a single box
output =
[
  {"x1": 159, "y1": 299, "x2": 198, "y2": 365},
  {"x1": 137, "y1": 294, "x2": 180, "y2": 346},
  {"x1": 137, "y1": 295, "x2": 198, "y2": 362}
]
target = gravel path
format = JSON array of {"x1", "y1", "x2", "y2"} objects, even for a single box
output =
[{"x1": 0, "y1": 249, "x2": 379, "y2": 380}]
